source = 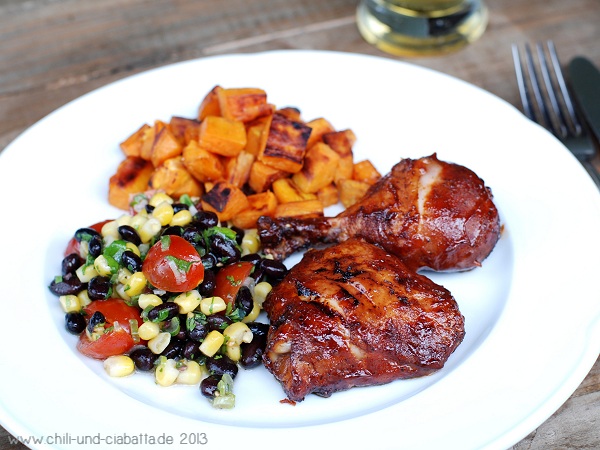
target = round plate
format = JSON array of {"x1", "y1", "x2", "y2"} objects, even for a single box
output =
[{"x1": 1, "y1": 50, "x2": 599, "y2": 450}]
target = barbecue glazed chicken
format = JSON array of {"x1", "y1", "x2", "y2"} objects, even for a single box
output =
[
  {"x1": 262, "y1": 238, "x2": 466, "y2": 402},
  {"x1": 258, "y1": 154, "x2": 501, "y2": 272}
]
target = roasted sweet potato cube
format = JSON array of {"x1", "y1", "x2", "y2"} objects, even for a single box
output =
[
  {"x1": 275, "y1": 107, "x2": 302, "y2": 122},
  {"x1": 109, "y1": 157, "x2": 154, "y2": 210},
  {"x1": 182, "y1": 140, "x2": 224, "y2": 183},
  {"x1": 244, "y1": 115, "x2": 273, "y2": 156},
  {"x1": 151, "y1": 126, "x2": 183, "y2": 168},
  {"x1": 198, "y1": 85, "x2": 222, "y2": 120},
  {"x1": 230, "y1": 209, "x2": 263, "y2": 230},
  {"x1": 224, "y1": 151, "x2": 255, "y2": 188},
  {"x1": 248, "y1": 160, "x2": 288, "y2": 193},
  {"x1": 259, "y1": 113, "x2": 312, "y2": 173},
  {"x1": 217, "y1": 88, "x2": 275, "y2": 123},
  {"x1": 139, "y1": 121, "x2": 166, "y2": 160},
  {"x1": 272, "y1": 178, "x2": 316, "y2": 204},
  {"x1": 201, "y1": 181, "x2": 250, "y2": 222},
  {"x1": 338, "y1": 179, "x2": 371, "y2": 208},
  {"x1": 274, "y1": 200, "x2": 324, "y2": 219},
  {"x1": 334, "y1": 155, "x2": 355, "y2": 185},
  {"x1": 292, "y1": 142, "x2": 340, "y2": 194},
  {"x1": 247, "y1": 191, "x2": 278, "y2": 213},
  {"x1": 169, "y1": 116, "x2": 200, "y2": 146},
  {"x1": 317, "y1": 183, "x2": 339, "y2": 207},
  {"x1": 353, "y1": 159, "x2": 382, "y2": 185},
  {"x1": 197, "y1": 116, "x2": 247, "y2": 157},
  {"x1": 120, "y1": 124, "x2": 151, "y2": 158},
  {"x1": 322, "y1": 129, "x2": 357, "y2": 157},
  {"x1": 306, "y1": 118, "x2": 335, "y2": 149},
  {"x1": 149, "y1": 157, "x2": 203, "y2": 199}
]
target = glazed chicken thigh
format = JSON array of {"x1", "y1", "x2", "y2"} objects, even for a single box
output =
[
  {"x1": 258, "y1": 154, "x2": 501, "y2": 272},
  {"x1": 262, "y1": 238, "x2": 466, "y2": 402}
]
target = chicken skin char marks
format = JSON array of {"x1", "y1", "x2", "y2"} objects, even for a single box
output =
[
  {"x1": 262, "y1": 238, "x2": 466, "y2": 402},
  {"x1": 257, "y1": 154, "x2": 501, "y2": 272}
]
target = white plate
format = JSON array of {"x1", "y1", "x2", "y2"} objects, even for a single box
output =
[{"x1": 1, "y1": 50, "x2": 599, "y2": 450}]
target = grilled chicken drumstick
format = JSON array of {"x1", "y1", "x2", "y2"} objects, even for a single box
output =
[
  {"x1": 258, "y1": 154, "x2": 501, "y2": 272},
  {"x1": 262, "y1": 238, "x2": 466, "y2": 402}
]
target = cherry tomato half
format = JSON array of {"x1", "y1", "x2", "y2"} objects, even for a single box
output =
[
  {"x1": 213, "y1": 261, "x2": 254, "y2": 306},
  {"x1": 142, "y1": 235, "x2": 204, "y2": 292},
  {"x1": 77, "y1": 298, "x2": 142, "y2": 360},
  {"x1": 64, "y1": 220, "x2": 111, "y2": 257}
]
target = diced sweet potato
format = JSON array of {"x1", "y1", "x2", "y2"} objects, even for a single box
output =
[
  {"x1": 169, "y1": 116, "x2": 200, "y2": 147},
  {"x1": 120, "y1": 124, "x2": 150, "y2": 158},
  {"x1": 217, "y1": 88, "x2": 275, "y2": 123},
  {"x1": 244, "y1": 115, "x2": 273, "y2": 156},
  {"x1": 140, "y1": 121, "x2": 166, "y2": 160},
  {"x1": 334, "y1": 155, "x2": 355, "y2": 185},
  {"x1": 151, "y1": 126, "x2": 183, "y2": 168},
  {"x1": 272, "y1": 178, "x2": 316, "y2": 203},
  {"x1": 353, "y1": 160, "x2": 382, "y2": 185},
  {"x1": 306, "y1": 118, "x2": 335, "y2": 149},
  {"x1": 197, "y1": 116, "x2": 247, "y2": 157},
  {"x1": 198, "y1": 85, "x2": 222, "y2": 120},
  {"x1": 109, "y1": 156, "x2": 154, "y2": 210},
  {"x1": 322, "y1": 129, "x2": 357, "y2": 157},
  {"x1": 259, "y1": 113, "x2": 312, "y2": 173},
  {"x1": 292, "y1": 142, "x2": 340, "y2": 194},
  {"x1": 182, "y1": 140, "x2": 225, "y2": 182},
  {"x1": 338, "y1": 179, "x2": 371, "y2": 208},
  {"x1": 201, "y1": 181, "x2": 250, "y2": 222},
  {"x1": 248, "y1": 160, "x2": 288, "y2": 193},
  {"x1": 316, "y1": 183, "x2": 339, "y2": 207},
  {"x1": 149, "y1": 157, "x2": 203, "y2": 199},
  {"x1": 224, "y1": 151, "x2": 255, "y2": 188},
  {"x1": 231, "y1": 191, "x2": 278, "y2": 229},
  {"x1": 275, "y1": 107, "x2": 302, "y2": 122},
  {"x1": 274, "y1": 200, "x2": 324, "y2": 218}
]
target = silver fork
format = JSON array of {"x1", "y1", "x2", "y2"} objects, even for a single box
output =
[{"x1": 512, "y1": 40, "x2": 600, "y2": 187}]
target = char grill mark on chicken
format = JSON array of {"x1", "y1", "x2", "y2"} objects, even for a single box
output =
[
  {"x1": 257, "y1": 154, "x2": 501, "y2": 272},
  {"x1": 262, "y1": 238, "x2": 466, "y2": 402}
]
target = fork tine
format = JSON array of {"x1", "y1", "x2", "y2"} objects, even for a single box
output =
[
  {"x1": 512, "y1": 44, "x2": 535, "y2": 121},
  {"x1": 536, "y1": 43, "x2": 568, "y2": 138},
  {"x1": 523, "y1": 43, "x2": 557, "y2": 135}
]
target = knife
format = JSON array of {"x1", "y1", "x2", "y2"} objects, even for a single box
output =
[{"x1": 568, "y1": 56, "x2": 600, "y2": 143}]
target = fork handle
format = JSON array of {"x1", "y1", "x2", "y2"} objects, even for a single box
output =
[{"x1": 580, "y1": 159, "x2": 600, "y2": 189}]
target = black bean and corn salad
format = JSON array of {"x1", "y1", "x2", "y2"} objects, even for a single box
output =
[{"x1": 48, "y1": 192, "x2": 288, "y2": 409}]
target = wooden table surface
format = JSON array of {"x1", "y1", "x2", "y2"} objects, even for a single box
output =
[{"x1": 1, "y1": 0, "x2": 599, "y2": 448}]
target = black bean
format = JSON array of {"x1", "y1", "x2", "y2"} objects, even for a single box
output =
[
  {"x1": 187, "y1": 322, "x2": 209, "y2": 342},
  {"x1": 259, "y1": 259, "x2": 288, "y2": 280},
  {"x1": 236, "y1": 286, "x2": 254, "y2": 316},
  {"x1": 161, "y1": 339, "x2": 184, "y2": 359},
  {"x1": 240, "y1": 335, "x2": 267, "y2": 368},
  {"x1": 88, "y1": 234, "x2": 104, "y2": 258},
  {"x1": 206, "y1": 355, "x2": 238, "y2": 379},
  {"x1": 49, "y1": 272, "x2": 84, "y2": 296},
  {"x1": 121, "y1": 250, "x2": 142, "y2": 273},
  {"x1": 206, "y1": 313, "x2": 233, "y2": 332},
  {"x1": 130, "y1": 347, "x2": 158, "y2": 371},
  {"x1": 200, "y1": 375, "x2": 221, "y2": 399},
  {"x1": 246, "y1": 322, "x2": 270, "y2": 338},
  {"x1": 61, "y1": 253, "x2": 83, "y2": 276},
  {"x1": 161, "y1": 225, "x2": 183, "y2": 237},
  {"x1": 250, "y1": 266, "x2": 266, "y2": 283},
  {"x1": 210, "y1": 234, "x2": 240, "y2": 261},
  {"x1": 172, "y1": 203, "x2": 189, "y2": 213},
  {"x1": 118, "y1": 225, "x2": 141, "y2": 246},
  {"x1": 182, "y1": 340, "x2": 200, "y2": 360},
  {"x1": 201, "y1": 253, "x2": 217, "y2": 270},
  {"x1": 74, "y1": 227, "x2": 100, "y2": 242},
  {"x1": 87, "y1": 311, "x2": 106, "y2": 332},
  {"x1": 65, "y1": 312, "x2": 86, "y2": 334},
  {"x1": 194, "y1": 211, "x2": 219, "y2": 230},
  {"x1": 145, "y1": 204, "x2": 155, "y2": 214},
  {"x1": 240, "y1": 253, "x2": 262, "y2": 266},
  {"x1": 197, "y1": 269, "x2": 216, "y2": 297},
  {"x1": 147, "y1": 302, "x2": 180, "y2": 322},
  {"x1": 88, "y1": 276, "x2": 112, "y2": 300},
  {"x1": 182, "y1": 226, "x2": 202, "y2": 245}
]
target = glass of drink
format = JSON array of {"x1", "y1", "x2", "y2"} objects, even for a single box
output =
[{"x1": 356, "y1": 0, "x2": 488, "y2": 56}]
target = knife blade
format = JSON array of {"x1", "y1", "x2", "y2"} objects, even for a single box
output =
[{"x1": 568, "y1": 56, "x2": 600, "y2": 143}]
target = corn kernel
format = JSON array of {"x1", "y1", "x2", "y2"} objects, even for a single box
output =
[
  {"x1": 199, "y1": 296, "x2": 227, "y2": 316},
  {"x1": 77, "y1": 290, "x2": 92, "y2": 308},
  {"x1": 126, "y1": 272, "x2": 147, "y2": 297},
  {"x1": 223, "y1": 322, "x2": 253, "y2": 346},
  {"x1": 59, "y1": 295, "x2": 81, "y2": 313},
  {"x1": 115, "y1": 284, "x2": 130, "y2": 301},
  {"x1": 149, "y1": 192, "x2": 174, "y2": 207},
  {"x1": 199, "y1": 330, "x2": 225, "y2": 357},
  {"x1": 148, "y1": 332, "x2": 171, "y2": 354},
  {"x1": 170, "y1": 210, "x2": 193, "y2": 227},
  {"x1": 138, "y1": 293, "x2": 163, "y2": 309},
  {"x1": 225, "y1": 344, "x2": 241, "y2": 362},
  {"x1": 173, "y1": 290, "x2": 202, "y2": 314},
  {"x1": 130, "y1": 214, "x2": 148, "y2": 230},
  {"x1": 253, "y1": 281, "x2": 272, "y2": 306},
  {"x1": 241, "y1": 229, "x2": 260, "y2": 255},
  {"x1": 242, "y1": 300, "x2": 261, "y2": 323},
  {"x1": 104, "y1": 355, "x2": 135, "y2": 377},
  {"x1": 125, "y1": 242, "x2": 141, "y2": 257},
  {"x1": 138, "y1": 217, "x2": 162, "y2": 243},
  {"x1": 155, "y1": 357, "x2": 179, "y2": 387},
  {"x1": 152, "y1": 201, "x2": 175, "y2": 226},
  {"x1": 176, "y1": 360, "x2": 205, "y2": 385},
  {"x1": 93, "y1": 255, "x2": 114, "y2": 277},
  {"x1": 101, "y1": 220, "x2": 120, "y2": 240},
  {"x1": 115, "y1": 214, "x2": 133, "y2": 226},
  {"x1": 138, "y1": 321, "x2": 161, "y2": 340},
  {"x1": 78, "y1": 240, "x2": 89, "y2": 259},
  {"x1": 76, "y1": 264, "x2": 98, "y2": 283}
]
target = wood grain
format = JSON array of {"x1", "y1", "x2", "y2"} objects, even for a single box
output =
[{"x1": 1, "y1": 1, "x2": 599, "y2": 449}]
